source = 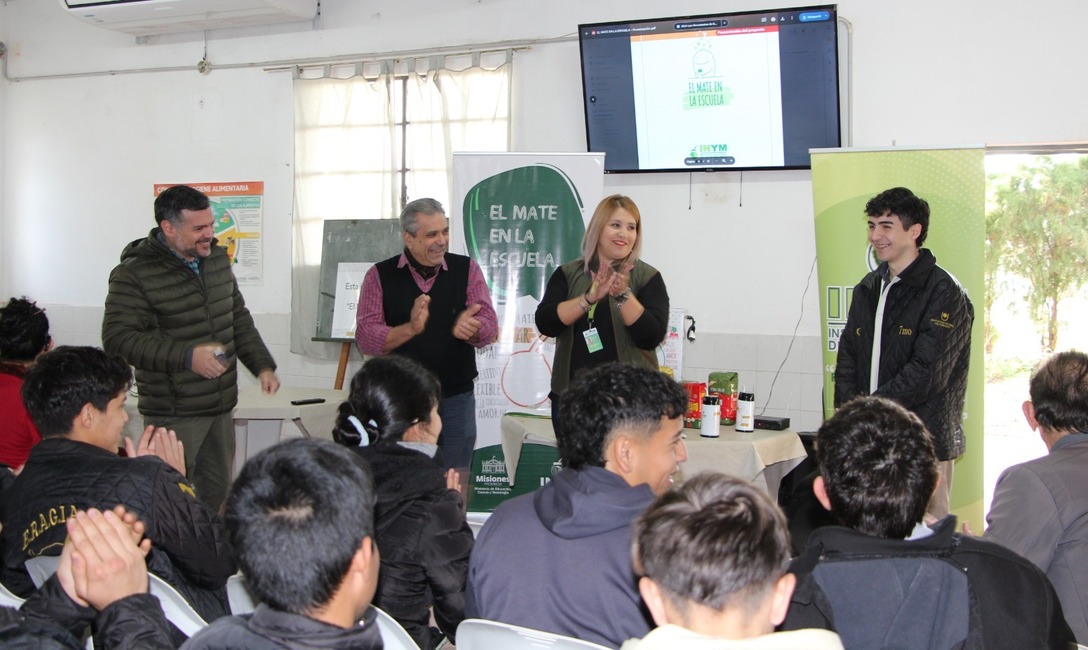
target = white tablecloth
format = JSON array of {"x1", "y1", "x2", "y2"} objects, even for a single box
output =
[{"x1": 500, "y1": 414, "x2": 807, "y2": 496}]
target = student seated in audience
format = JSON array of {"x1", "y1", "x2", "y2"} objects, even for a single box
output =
[
  {"x1": 623, "y1": 473, "x2": 843, "y2": 650},
  {"x1": 466, "y1": 362, "x2": 687, "y2": 648},
  {"x1": 781, "y1": 396, "x2": 1074, "y2": 648},
  {"x1": 1, "y1": 505, "x2": 173, "y2": 648},
  {"x1": 332, "y1": 355, "x2": 473, "y2": 650},
  {"x1": 982, "y1": 350, "x2": 1088, "y2": 642},
  {"x1": 0, "y1": 346, "x2": 234, "y2": 624},
  {"x1": 0, "y1": 296, "x2": 52, "y2": 470},
  {"x1": 183, "y1": 438, "x2": 383, "y2": 649}
]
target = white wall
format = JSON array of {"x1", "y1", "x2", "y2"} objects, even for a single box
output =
[
  {"x1": 0, "y1": 6, "x2": 9, "y2": 297},
  {"x1": 2, "y1": 0, "x2": 1085, "y2": 429}
]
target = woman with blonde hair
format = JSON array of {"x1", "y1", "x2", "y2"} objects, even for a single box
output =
[{"x1": 535, "y1": 194, "x2": 670, "y2": 429}]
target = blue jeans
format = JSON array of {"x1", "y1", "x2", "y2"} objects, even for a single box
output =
[{"x1": 437, "y1": 390, "x2": 477, "y2": 470}]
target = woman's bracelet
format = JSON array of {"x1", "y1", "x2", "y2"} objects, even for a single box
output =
[
  {"x1": 578, "y1": 294, "x2": 593, "y2": 312},
  {"x1": 614, "y1": 288, "x2": 632, "y2": 307}
]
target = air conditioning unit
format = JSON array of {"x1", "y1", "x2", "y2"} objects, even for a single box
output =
[{"x1": 59, "y1": 0, "x2": 318, "y2": 37}]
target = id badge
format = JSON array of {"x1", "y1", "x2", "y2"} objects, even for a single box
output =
[{"x1": 583, "y1": 327, "x2": 604, "y2": 353}]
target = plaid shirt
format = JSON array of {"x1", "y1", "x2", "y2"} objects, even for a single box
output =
[{"x1": 355, "y1": 252, "x2": 497, "y2": 355}]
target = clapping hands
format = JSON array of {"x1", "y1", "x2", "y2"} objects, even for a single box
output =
[{"x1": 125, "y1": 426, "x2": 186, "y2": 476}]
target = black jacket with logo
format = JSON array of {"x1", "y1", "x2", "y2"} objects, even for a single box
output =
[
  {"x1": 834, "y1": 249, "x2": 973, "y2": 460},
  {"x1": 0, "y1": 438, "x2": 235, "y2": 621}
]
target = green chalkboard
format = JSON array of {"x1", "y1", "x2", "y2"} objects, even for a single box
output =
[{"x1": 314, "y1": 219, "x2": 403, "y2": 341}]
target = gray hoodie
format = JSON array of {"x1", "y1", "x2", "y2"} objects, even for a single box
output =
[{"x1": 465, "y1": 466, "x2": 655, "y2": 648}]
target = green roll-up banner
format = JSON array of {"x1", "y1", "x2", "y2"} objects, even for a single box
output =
[{"x1": 812, "y1": 146, "x2": 985, "y2": 525}]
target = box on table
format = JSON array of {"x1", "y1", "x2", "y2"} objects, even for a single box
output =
[{"x1": 467, "y1": 443, "x2": 562, "y2": 512}]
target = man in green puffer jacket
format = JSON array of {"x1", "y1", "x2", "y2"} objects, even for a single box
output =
[{"x1": 102, "y1": 185, "x2": 278, "y2": 510}]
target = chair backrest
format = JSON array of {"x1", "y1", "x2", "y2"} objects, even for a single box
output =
[
  {"x1": 147, "y1": 573, "x2": 208, "y2": 638},
  {"x1": 372, "y1": 605, "x2": 421, "y2": 650},
  {"x1": 456, "y1": 619, "x2": 612, "y2": 650},
  {"x1": 226, "y1": 573, "x2": 259, "y2": 615},
  {"x1": 24, "y1": 555, "x2": 61, "y2": 589},
  {"x1": 0, "y1": 579, "x2": 25, "y2": 608}
]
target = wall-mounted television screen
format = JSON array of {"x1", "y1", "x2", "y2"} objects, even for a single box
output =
[{"x1": 579, "y1": 5, "x2": 840, "y2": 173}]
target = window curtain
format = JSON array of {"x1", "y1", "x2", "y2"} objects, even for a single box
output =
[{"x1": 290, "y1": 51, "x2": 511, "y2": 359}]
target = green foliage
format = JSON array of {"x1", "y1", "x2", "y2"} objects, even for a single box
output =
[
  {"x1": 988, "y1": 157, "x2": 1088, "y2": 353},
  {"x1": 984, "y1": 355, "x2": 1034, "y2": 383}
]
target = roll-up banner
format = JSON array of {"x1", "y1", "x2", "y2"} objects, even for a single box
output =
[
  {"x1": 451, "y1": 153, "x2": 605, "y2": 450},
  {"x1": 811, "y1": 146, "x2": 985, "y2": 523}
]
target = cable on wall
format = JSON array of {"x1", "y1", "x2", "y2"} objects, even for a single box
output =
[{"x1": 758, "y1": 255, "x2": 817, "y2": 417}]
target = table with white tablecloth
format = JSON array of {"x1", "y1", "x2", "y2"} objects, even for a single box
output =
[{"x1": 499, "y1": 413, "x2": 807, "y2": 496}]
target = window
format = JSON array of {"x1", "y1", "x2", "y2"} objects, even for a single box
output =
[
  {"x1": 984, "y1": 144, "x2": 1088, "y2": 513},
  {"x1": 290, "y1": 52, "x2": 511, "y2": 357}
]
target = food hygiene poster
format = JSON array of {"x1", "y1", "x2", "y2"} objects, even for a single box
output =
[{"x1": 153, "y1": 181, "x2": 265, "y2": 285}]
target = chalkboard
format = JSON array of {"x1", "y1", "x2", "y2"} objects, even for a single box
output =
[{"x1": 314, "y1": 219, "x2": 403, "y2": 341}]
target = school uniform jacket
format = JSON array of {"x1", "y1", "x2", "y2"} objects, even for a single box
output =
[
  {"x1": 0, "y1": 438, "x2": 235, "y2": 621},
  {"x1": 834, "y1": 250, "x2": 973, "y2": 460}
]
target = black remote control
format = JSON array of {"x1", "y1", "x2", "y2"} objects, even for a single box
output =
[{"x1": 290, "y1": 398, "x2": 327, "y2": 406}]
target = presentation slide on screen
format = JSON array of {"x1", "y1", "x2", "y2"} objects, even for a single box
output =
[{"x1": 630, "y1": 27, "x2": 784, "y2": 169}]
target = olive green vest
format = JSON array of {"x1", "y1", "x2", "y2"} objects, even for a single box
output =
[{"x1": 550, "y1": 258, "x2": 659, "y2": 394}]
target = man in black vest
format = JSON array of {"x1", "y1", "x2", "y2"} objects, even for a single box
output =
[{"x1": 355, "y1": 198, "x2": 497, "y2": 469}]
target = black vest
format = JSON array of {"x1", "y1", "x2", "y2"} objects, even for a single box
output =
[{"x1": 376, "y1": 253, "x2": 477, "y2": 397}]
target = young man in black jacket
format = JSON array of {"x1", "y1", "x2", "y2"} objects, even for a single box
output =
[
  {"x1": 182, "y1": 438, "x2": 384, "y2": 649},
  {"x1": 833, "y1": 187, "x2": 973, "y2": 519},
  {"x1": 0, "y1": 346, "x2": 234, "y2": 622},
  {"x1": 781, "y1": 396, "x2": 1074, "y2": 648}
]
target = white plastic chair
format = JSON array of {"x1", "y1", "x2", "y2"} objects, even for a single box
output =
[
  {"x1": 227, "y1": 579, "x2": 419, "y2": 648},
  {"x1": 226, "y1": 573, "x2": 259, "y2": 615},
  {"x1": 0, "y1": 579, "x2": 25, "y2": 608},
  {"x1": 147, "y1": 573, "x2": 208, "y2": 638},
  {"x1": 24, "y1": 555, "x2": 61, "y2": 588},
  {"x1": 456, "y1": 619, "x2": 611, "y2": 650},
  {"x1": 31, "y1": 554, "x2": 208, "y2": 639},
  {"x1": 23, "y1": 555, "x2": 93, "y2": 649},
  {"x1": 466, "y1": 512, "x2": 491, "y2": 539},
  {"x1": 371, "y1": 605, "x2": 421, "y2": 650}
]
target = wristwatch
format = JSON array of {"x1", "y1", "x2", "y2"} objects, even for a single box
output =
[{"x1": 614, "y1": 288, "x2": 632, "y2": 307}]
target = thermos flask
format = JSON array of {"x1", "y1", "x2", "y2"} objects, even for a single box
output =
[
  {"x1": 735, "y1": 391, "x2": 755, "y2": 432},
  {"x1": 700, "y1": 394, "x2": 721, "y2": 437}
]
